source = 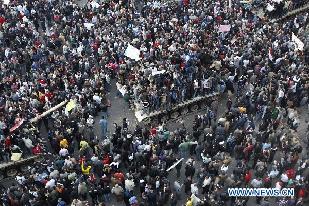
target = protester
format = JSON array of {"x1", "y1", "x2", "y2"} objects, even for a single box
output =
[{"x1": 99, "y1": 116, "x2": 108, "y2": 139}]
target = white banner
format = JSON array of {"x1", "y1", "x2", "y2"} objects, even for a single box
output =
[
  {"x1": 125, "y1": 44, "x2": 141, "y2": 61},
  {"x1": 292, "y1": 33, "x2": 304, "y2": 51}
]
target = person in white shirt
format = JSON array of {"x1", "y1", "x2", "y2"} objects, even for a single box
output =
[
  {"x1": 280, "y1": 173, "x2": 288, "y2": 183},
  {"x1": 91, "y1": 154, "x2": 99, "y2": 162},
  {"x1": 125, "y1": 178, "x2": 135, "y2": 192},
  {"x1": 49, "y1": 169, "x2": 59, "y2": 179},
  {"x1": 59, "y1": 148, "x2": 69, "y2": 157},
  {"x1": 22, "y1": 137, "x2": 34, "y2": 150},
  {"x1": 202, "y1": 176, "x2": 212, "y2": 194},
  {"x1": 191, "y1": 183, "x2": 198, "y2": 195},
  {"x1": 45, "y1": 178, "x2": 56, "y2": 189},
  {"x1": 191, "y1": 193, "x2": 201, "y2": 206},
  {"x1": 93, "y1": 93, "x2": 102, "y2": 104},
  {"x1": 202, "y1": 78, "x2": 210, "y2": 95},
  {"x1": 86, "y1": 115, "x2": 94, "y2": 127},
  {"x1": 277, "y1": 87, "x2": 285, "y2": 104},
  {"x1": 275, "y1": 181, "x2": 282, "y2": 190},
  {"x1": 221, "y1": 163, "x2": 229, "y2": 173},
  {"x1": 16, "y1": 175, "x2": 26, "y2": 185},
  {"x1": 193, "y1": 79, "x2": 200, "y2": 97},
  {"x1": 64, "y1": 158, "x2": 73, "y2": 169},
  {"x1": 251, "y1": 178, "x2": 263, "y2": 188}
]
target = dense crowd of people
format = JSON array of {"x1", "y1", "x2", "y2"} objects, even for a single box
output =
[
  {"x1": 116, "y1": 0, "x2": 309, "y2": 114},
  {"x1": 0, "y1": 0, "x2": 308, "y2": 206}
]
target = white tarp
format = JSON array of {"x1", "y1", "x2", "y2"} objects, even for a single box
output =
[
  {"x1": 4, "y1": 0, "x2": 10, "y2": 5},
  {"x1": 125, "y1": 44, "x2": 141, "y2": 61},
  {"x1": 292, "y1": 33, "x2": 304, "y2": 51}
]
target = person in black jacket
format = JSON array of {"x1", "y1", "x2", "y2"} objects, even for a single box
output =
[
  {"x1": 184, "y1": 177, "x2": 192, "y2": 194},
  {"x1": 185, "y1": 162, "x2": 195, "y2": 179}
]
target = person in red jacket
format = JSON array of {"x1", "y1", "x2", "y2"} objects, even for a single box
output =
[
  {"x1": 183, "y1": 0, "x2": 190, "y2": 7},
  {"x1": 298, "y1": 188, "x2": 305, "y2": 198},
  {"x1": 32, "y1": 143, "x2": 43, "y2": 155},
  {"x1": 150, "y1": 127, "x2": 157, "y2": 137},
  {"x1": 244, "y1": 170, "x2": 252, "y2": 185},
  {"x1": 263, "y1": 176, "x2": 271, "y2": 188},
  {"x1": 102, "y1": 153, "x2": 111, "y2": 165},
  {"x1": 0, "y1": 16, "x2": 5, "y2": 25},
  {"x1": 114, "y1": 171, "x2": 125, "y2": 183},
  {"x1": 4, "y1": 136, "x2": 11, "y2": 149},
  {"x1": 286, "y1": 168, "x2": 295, "y2": 179},
  {"x1": 243, "y1": 143, "x2": 254, "y2": 162}
]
